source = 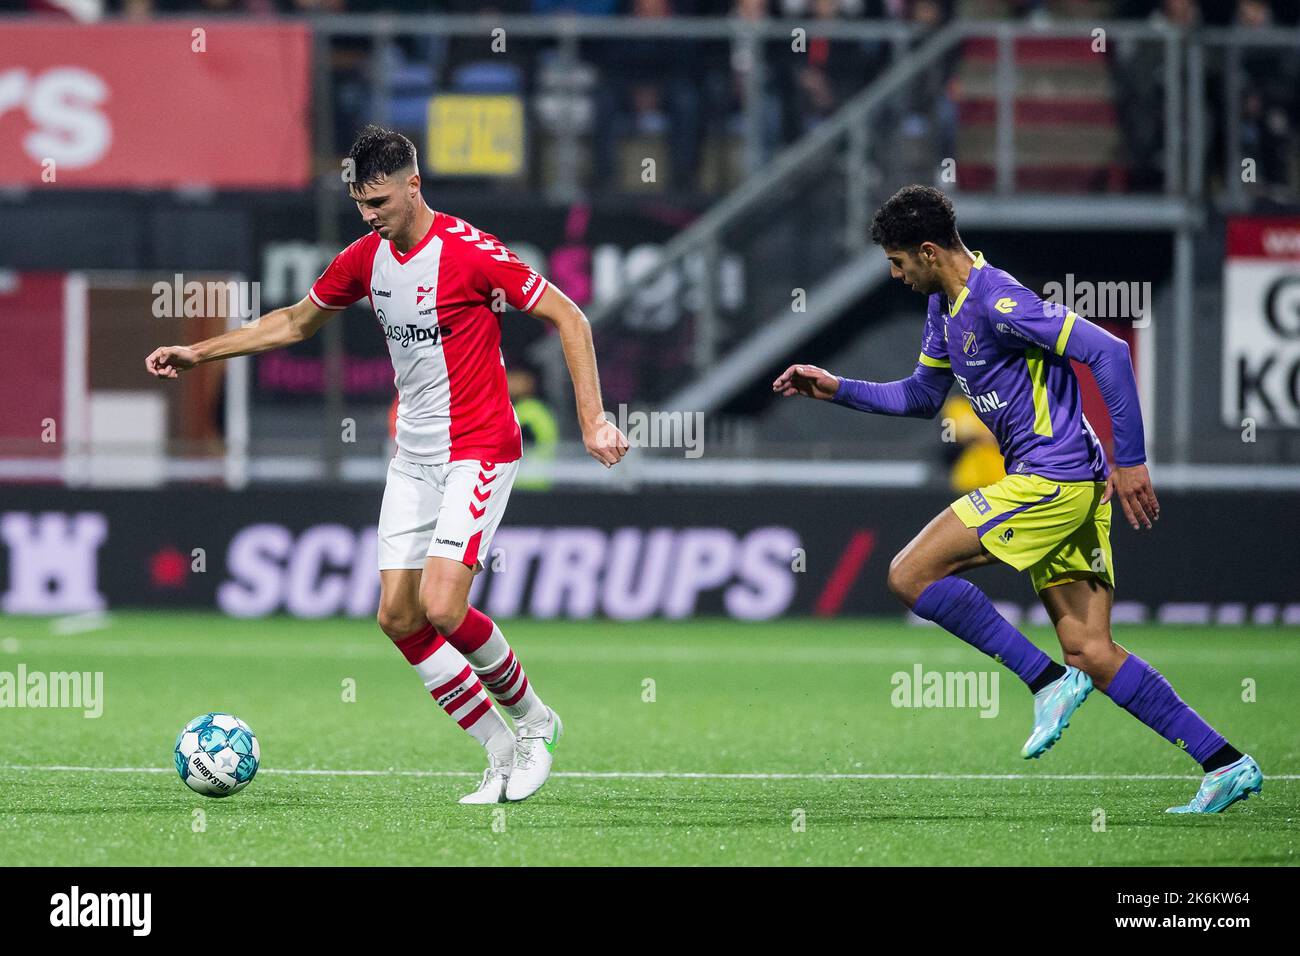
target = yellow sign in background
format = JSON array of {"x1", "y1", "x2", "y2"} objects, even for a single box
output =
[{"x1": 426, "y1": 95, "x2": 524, "y2": 176}]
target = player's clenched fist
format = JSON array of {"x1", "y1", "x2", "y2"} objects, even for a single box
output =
[
  {"x1": 583, "y1": 417, "x2": 630, "y2": 468},
  {"x1": 145, "y1": 346, "x2": 201, "y2": 379},
  {"x1": 772, "y1": 364, "x2": 840, "y2": 401}
]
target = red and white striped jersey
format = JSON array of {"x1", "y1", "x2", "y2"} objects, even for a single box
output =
[{"x1": 308, "y1": 212, "x2": 549, "y2": 464}]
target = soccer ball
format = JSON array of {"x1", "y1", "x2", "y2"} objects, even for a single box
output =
[{"x1": 173, "y1": 712, "x2": 260, "y2": 797}]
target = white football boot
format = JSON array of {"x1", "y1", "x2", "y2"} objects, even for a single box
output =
[
  {"x1": 505, "y1": 708, "x2": 562, "y2": 802},
  {"x1": 458, "y1": 754, "x2": 511, "y2": 805}
]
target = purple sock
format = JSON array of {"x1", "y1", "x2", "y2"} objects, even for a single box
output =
[
  {"x1": 1101, "y1": 654, "x2": 1226, "y2": 764},
  {"x1": 913, "y1": 577, "x2": 1052, "y2": 688}
]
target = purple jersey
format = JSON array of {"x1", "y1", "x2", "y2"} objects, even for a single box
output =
[{"x1": 919, "y1": 252, "x2": 1114, "y2": 482}]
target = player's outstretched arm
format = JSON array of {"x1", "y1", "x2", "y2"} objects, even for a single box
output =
[
  {"x1": 773, "y1": 362, "x2": 951, "y2": 419},
  {"x1": 145, "y1": 296, "x2": 335, "y2": 379},
  {"x1": 528, "y1": 284, "x2": 629, "y2": 468}
]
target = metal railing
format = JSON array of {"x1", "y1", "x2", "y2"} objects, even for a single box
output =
[
  {"x1": 7, "y1": 13, "x2": 1298, "y2": 486},
  {"x1": 574, "y1": 21, "x2": 1197, "y2": 411},
  {"x1": 310, "y1": 13, "x2": 924, "y2": 200},
  {"x1": 1190, "y1": 27, "x2": 1300, "y2": 209},
  {"x1": 577, "y1": 21, "x2": 964, "y2": 413}
]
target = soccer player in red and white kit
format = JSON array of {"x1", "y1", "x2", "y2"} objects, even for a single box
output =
[{"x1": 146, "y1": 126, "x2": 629, "y2": 804}]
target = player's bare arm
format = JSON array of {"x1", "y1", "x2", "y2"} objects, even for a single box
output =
[
  {"x1": 145, "y1": 295, "x2": 334, "y2": 378},
  {"x1": 529, "y1": 284, "x2": 629, "y2": 468},
  {"x1": 772, "y1": 364, "x2": 840, "y2": 400}
]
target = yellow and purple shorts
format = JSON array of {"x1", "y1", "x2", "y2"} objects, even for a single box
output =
[{"x1": 950, "y1": 472, "x2": 1113, "y2": 592}]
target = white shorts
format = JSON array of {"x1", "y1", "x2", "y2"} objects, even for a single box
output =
[{"x1": 377, "y1": 456, "x2": 519, "y2": 571}]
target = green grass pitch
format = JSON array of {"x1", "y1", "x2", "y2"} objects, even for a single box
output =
[{"x1": 0, "y1": 613, "x2": 1295, "y2": 866}]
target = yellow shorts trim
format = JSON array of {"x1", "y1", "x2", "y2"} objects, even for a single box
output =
[{"x1": 950, "y1": 472, "x2": 1114, "y2": 592}]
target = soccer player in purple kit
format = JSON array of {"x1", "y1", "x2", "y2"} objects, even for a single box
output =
[{"x1": 774, "y1": 185, "x2": 1263, "y2": 813}]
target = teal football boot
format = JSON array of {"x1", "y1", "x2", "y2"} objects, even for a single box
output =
[
  {"x1": 1021, "y1": 665, "x2": 1093, "y2": 759},
  {"x1": 1166, "y1": 754, "x2": 1263, "y2": 814}
]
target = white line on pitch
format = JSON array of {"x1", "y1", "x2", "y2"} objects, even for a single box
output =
[{"x1": 2, "y1": 764, "x2": 1297, "y2": 781}]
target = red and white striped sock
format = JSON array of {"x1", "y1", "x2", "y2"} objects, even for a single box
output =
[
  {"x1": 392, "y1": 623, "x2": 514, "y2": 762},
  {"x1": 444, "y1": 607, "x2": 549, "y2": 732}
]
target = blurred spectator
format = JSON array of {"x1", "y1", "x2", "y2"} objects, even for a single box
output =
[
  {"x1": 1006, "y1": 0, "x2": 1049, "y2": 23},
  {"x1": 879, "y1": 0, "x2": 957, "y2": 183},
  {"x1": 790, "y1": 0, "x2": 883, "y2": 134},
  {"x1": 1154, "y1": 0, "x2": 1202, "y2": 25},
  {"x1": 591, "y1": 0, "x2": 704, "y2": 192},
  {"x1": 508, "y1": 363, "x2": 559, "y2": 490},
  {"x1": 1110, "y1": 0, "x2": 1203, "y2": 192},
  {"x1": 712, "y1": 0, "x2": 789, "y2": 164},
  {"x1": 1234, "y1": 0, "x2": 1300, "y2": 197}
]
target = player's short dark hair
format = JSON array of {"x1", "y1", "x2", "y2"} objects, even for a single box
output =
[
  {"x1": 870, "y1": 185, "x2": 962, "y2": 251},
  {"x1": 347, "y1": 125, "x2": 417, "y2": 189}
]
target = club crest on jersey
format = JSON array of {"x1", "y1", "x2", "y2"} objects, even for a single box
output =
[
  {"x1": 962, "y1": 330, "x2": 978, "y2": 356},
  {"x1": 416, "y1": 285, "x2": 435, "y2": 306}
]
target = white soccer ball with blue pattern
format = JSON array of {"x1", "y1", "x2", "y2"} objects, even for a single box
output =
[{"x1": 174, "y1": 712, "x2": 260, "y2": 797}]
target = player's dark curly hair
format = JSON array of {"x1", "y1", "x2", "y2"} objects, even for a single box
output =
[
  {"x1": 347, "y1": 125, "x2": 418, "y2": 188},
  {"x1": 870, "y1": 185, "x2": 962, "y2": 251}
]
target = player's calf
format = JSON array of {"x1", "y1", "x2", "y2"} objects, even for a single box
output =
[
  {"x1": 1099, "y1": 652, "x2": 1257, "y2": 810},
  {"x1": 438, "y1": 607, "x2": 562, "y2": 800},
  {"x1": 378, "y1": 587, "x2": 517, "y2": 797},
  {"x1": 441, "y1": 607, "x2": 552, "y2": 732}
]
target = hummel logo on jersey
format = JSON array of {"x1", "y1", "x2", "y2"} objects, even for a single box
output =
[
  {"x1": 435, "y1": 537, "x2": 464, "y2": 548},
  {"x1": 372, "y1": 287, "x2": 391, "y2": 298},
  {"x1": 416, "y1": 285, "x2": 435, "y2": 306}
]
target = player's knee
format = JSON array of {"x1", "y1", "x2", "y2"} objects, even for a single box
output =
[
  {"x1": 422, "y1": 593, "x2": 468, "y2": 636},
  {"x1": 886, "y1": 552, "x2": 927, "y2": 608},
  {"x1": 1062, "y1": 638, "x2": 1116, "y2": 677},
  {"x1": 376, "y1": 604, "x2": 424, "y2": 641}
]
